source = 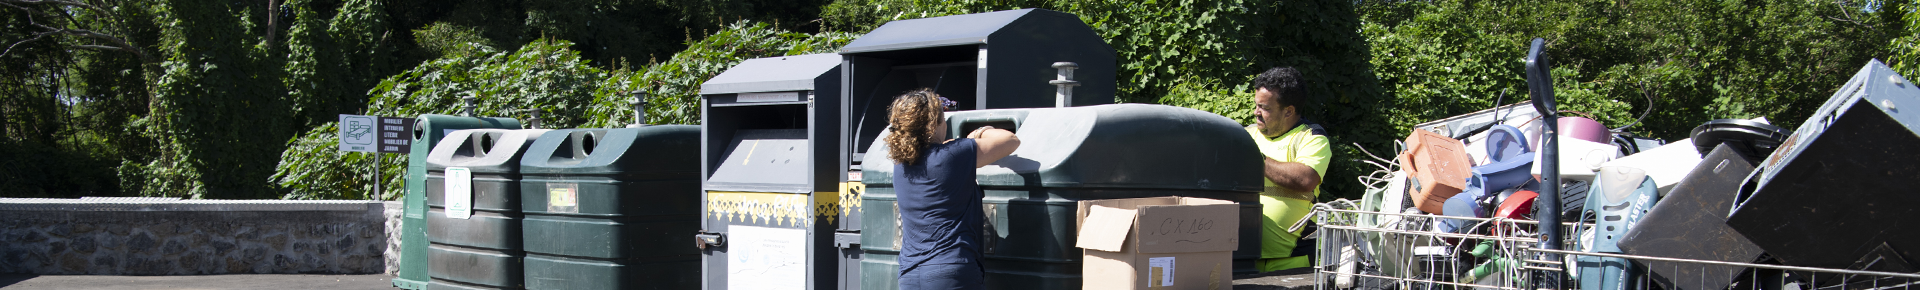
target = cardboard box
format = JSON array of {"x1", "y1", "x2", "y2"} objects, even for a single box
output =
[{"x1": 1076, "y1": 197, "x2": 1240, "y2": 290}]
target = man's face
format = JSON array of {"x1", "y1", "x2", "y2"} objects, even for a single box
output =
[{"x1": 1253, "y1": 88, "x2": 1293, "y2": 138}]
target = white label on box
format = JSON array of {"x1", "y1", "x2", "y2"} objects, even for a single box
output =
[
  {"x1": 728, "y1": 225, "x2": 806, "y2": 290},
  {"x1": 445, "y1": 167, "x2": 473, "y2": 219},
  {"x1": 738, "y1": 92, "x2": 799, "y2": 103},
  {"x1": 1150, "y1": 256, "x2": 1176, "y2": 286}
]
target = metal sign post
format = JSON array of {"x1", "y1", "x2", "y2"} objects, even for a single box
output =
[{"x1": 342, "y1": 114, "x2": 419, "y2": 200}]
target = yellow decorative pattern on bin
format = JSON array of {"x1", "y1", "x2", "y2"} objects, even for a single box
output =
[
  {"x1": 839, "y1": 182, "x2": 864, "y2": 216},
  {"x1": 814, "y1": 191, "x2": 840, "y2": 224},
  {"x1": 706, "y1": 191, "x2": 842, "y2": 227}
]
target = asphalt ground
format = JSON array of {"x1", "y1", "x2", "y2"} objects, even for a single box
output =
[
  {"x1": 0, "y1": 274, "x2": 393, "y2": 290},
  {"x1": 0, "y1": 271, "x2": 1314, "y2": 289}
]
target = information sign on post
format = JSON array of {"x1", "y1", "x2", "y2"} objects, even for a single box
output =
[
  {"x1": 338, "y1": 114, "x2": 377, "y2": 152},
  {"x1": 378, "y1": 117, "x2": 414, "y2": 153}
]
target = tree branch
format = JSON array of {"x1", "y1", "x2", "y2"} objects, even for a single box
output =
[
  {"x1": 0, "y1": 30, "x2": 57, "y2": 58},
  {"x1": 2, "y1": 0, "x2": 110, "y2": 15},
  {"x1": 265, "y1": 0, "x2": 279, "y2": 46},
  {"x1": 0, "y1": 0, "x2": 149, "y2": 63},
  {"x1": 72, "y1": 44, "x2": 130, "y2": 51},
  {"x1": 1823, "y1": 15, "x2": 1873, "y2": 30}
]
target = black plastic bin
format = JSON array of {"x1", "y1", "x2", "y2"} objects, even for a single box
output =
[
  {"x1": 517, "y1": 126, "x2": 702, "y2": 290},
  {"x1": 859, "y1": 104, "x2": 1264, "y2": 290},
  {"x1": 425, "y1": 129, "x2": 549, "y2": 290},
  {"x1": 399, "y1": 115, "x2": 520, "y2": 290}
]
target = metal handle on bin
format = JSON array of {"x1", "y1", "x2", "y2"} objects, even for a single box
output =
[{"x1": 695, "y1": 232, "x2": 725, "y2": 250}]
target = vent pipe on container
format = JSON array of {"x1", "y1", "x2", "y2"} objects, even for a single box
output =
[
  {"x1": 462, "y1": 94, "x2": 478, "y2": 117},
  {"x1": 626, "y1": 91, "x2": 649, "y2": 128},
  {"x1": 1051, "y1": 62, "x2": 1080, "y2": 107},
  {"x1": 527, "y1": 109, "x2": 543, "y2": 129}
]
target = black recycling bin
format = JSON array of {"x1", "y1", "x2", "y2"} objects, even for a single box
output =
[
  {"x1": 517, "y1": 126, "x2": 702, "y2": 290},
  {"x1": 426, "y1": 129, "x2": 549, "y2": 290},
  {"x1": 859, "y1": 104, "x2": 1265, "y2": 290},
  {"x1": 838, "y1": 8, "x2": 1115, "y2": 176},
  {"x1": 832, "y1": 9, "x2": 1116, "y2": 289},
  {"x1": 696, "y1": 8, "x2": 1118, "y2": 290}
]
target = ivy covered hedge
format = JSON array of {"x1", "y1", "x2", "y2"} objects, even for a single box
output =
[
  {"x1": 819, "y1": 0, "x2": 1909, "y2": 201},
  {"x1": 821, "y1": 0, "x2": 1390, "y2": 199},
  {"x1": 8, "y1": 0, "x2": 1914, "y2": 200},
  {"x1": 276, "y1": 0, "x2": 1914, "y2": 201},
  {"x1": 273, "y1": 23, "x2": 853, "y2": 200}
]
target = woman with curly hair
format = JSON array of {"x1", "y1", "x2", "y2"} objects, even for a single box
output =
[{"x1": 886, "y1": 88, "x2": 1020, "y2": 290}]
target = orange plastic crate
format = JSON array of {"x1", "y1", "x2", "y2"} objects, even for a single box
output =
[{"x1": 1399, "y1": 129, "x2": 1470, "y2": 214}]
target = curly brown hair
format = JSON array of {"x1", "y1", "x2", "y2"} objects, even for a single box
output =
[{"x1": 885, "y1": 88, "x2": 945, "y2": 165}]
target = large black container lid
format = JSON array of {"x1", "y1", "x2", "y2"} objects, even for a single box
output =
[
  {"x1": 861, "y1": 104, "x2": 1261, "y2": 192},
  {"x1": 841, "y1": 9, "x2": 1093, "y2": 54},
  {"x1": 520, "y1": 126, "x2": 700, "y2": 175},
  {"x1": 700, "y1": 53, "x2": 841, "y2": 95}
]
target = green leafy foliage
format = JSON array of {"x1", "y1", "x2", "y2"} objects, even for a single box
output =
[
  {"x1": 820, "y1": 0, "x2": 1387, "y2": 199},
  {"x1": 1353, "y1": 0, "x2": 1905, "y2": 201},
  {"x1": 275, "y1": 39, "x2": 605, "y2": 200},
  {"x1": 284, "y1": 0, "x2": 399, "y2": 128},
  {"x1": 582, "y1": 22, "x2": 858, "y2": 128},
  {"x1": 9, "y1": 0, "x2": 1916, "y2": 201},
  {"x1": 0, "y1": 0, "x2": 157, "y2": 197},
  {"x1": 120, "y1": 0, "x2": 295, "y2": 199},
  {"x1": 1894, "y1": 1, "x2": 1920, "y2": 78},
  {"x1": 1365, "y1": 0, "x2": 1906, "y2": 139},
  {"x1": 274, "y1": 23, "x2": 854, "y2": 200}
]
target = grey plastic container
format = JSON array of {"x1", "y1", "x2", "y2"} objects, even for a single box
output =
[
  {"x1": 426, "y1": 129, "x2": 549, "y2": 290},
  {"x1": 859, "y1": 104, "x2": 1264, "y2": 290}
]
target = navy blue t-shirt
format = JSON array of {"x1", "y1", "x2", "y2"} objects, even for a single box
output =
[{"x1": 895, "y1": 138, "x2": 982, "y2": 275}]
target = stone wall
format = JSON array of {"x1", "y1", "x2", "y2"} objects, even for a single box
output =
[
  {"x1": 383, "y1": 200, "x2": 402, "y2": 275},
  {"x1": 0, "y1": 198, "x2": 390, "y2": 275}
]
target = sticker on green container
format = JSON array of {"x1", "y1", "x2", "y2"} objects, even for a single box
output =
[
  {"x1": 547, "y1": 183, "x2": 579, "y2": 213},
  {"x1": 445, "y1": 167, "x2": 472, "y2": 219}
]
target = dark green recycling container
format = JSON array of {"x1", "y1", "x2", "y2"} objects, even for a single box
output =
[
  {"x1": 517, "y1": 126, "x2": 702, "y2": 290},
  {"x1": 426, "y1": 129, "x2": 550, "y2": 290},
  {"x1": 859, "y1": 104, "x2": 1265, "y2": 290},
  {"x1": 399, "y1": 115, "x2": 519, "y2": 290}
]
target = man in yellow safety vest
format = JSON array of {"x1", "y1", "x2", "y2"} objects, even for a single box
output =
[{"x1": 1246, "y1": 67, "x2": 1332, "y2": 272}]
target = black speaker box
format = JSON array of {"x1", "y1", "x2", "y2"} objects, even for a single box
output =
[
  {"x1": 1618, "y1": 144, "x2": 1759, "y2": 290},
  {"x1": 1727, "y1": 60, "x2": 1920, "y2": 284}
]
